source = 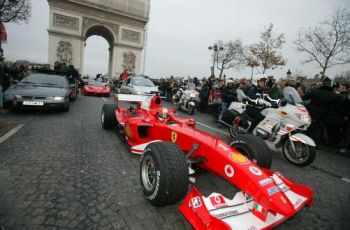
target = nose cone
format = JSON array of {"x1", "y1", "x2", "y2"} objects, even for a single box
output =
[{"x1": 270, "y1": 194, "x2": 295, "y2": 217}]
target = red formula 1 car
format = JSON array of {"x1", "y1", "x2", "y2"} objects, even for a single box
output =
[
  {"x1": 82, "y1": 80, "x2": 110, "y2": 97},
  {"x1": 101, "y1": 94, "x2": 313, "y2": 230}
]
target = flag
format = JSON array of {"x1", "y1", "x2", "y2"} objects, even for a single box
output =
[{"x1": 0, "y1": 22, "x2": 8, "y2": 43}]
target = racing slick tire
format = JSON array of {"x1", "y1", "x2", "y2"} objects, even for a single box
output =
[
  {"x1": 282, "y1": 139, "x2": 316, "y2": 167},
  {"x1": 140, "y1": 142, "x2": 189, "y2": 207},
  {"x1": 230, "y1": 134, "x2": 272, "y2": 169},
  {"x1": 101, "y1": 104, "x2": 118, "y2": 129}
]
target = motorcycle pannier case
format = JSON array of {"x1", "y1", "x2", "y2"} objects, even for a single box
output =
[{"x1": 221, "y1": 109, "x2": 240, "y2": 125}]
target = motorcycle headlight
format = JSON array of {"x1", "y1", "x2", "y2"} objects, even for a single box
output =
[
  {"x1": 295, "y1": 113, "x2": 311, "y2": 124},
  {"x1": 190, "y1": 93, "x2": 196, "y2": 97},
  {"x1": 54, "y1": 96, "x2": 64, "y2": 101}
]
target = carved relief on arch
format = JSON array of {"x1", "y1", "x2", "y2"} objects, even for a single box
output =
[
  {"x1": 82, "y1": 17, "x2": 119, "y2": 40},
  {"x1": 123, "y1": 51, "x2": 136, "y2": 72},
  {"x1": 56, "y1": 41, "x2": 73, "y2": 64}
]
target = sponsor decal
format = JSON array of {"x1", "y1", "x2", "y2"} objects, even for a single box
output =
[
  {"x1": 210, "y1": 195, "x2": 227, "y2": 208},
  {"x1": 212, "y1": 209, "x2": 239, "y2": 219},
  {"x1": 294, "y1": 198, "x2": 303, "y2": 208},
  {"x1": 280, "y1": 196, "x2": 288, "y2": 204},
  {"x1": 249, "y1": 166, "x2": 262, "y2": 176},
  {"x1": 192, "y1": 197, "x2": 202, "y2": 208},
  {"x1": 224, "y1": 164, "x2": 234, "y2": 178},
  {"x1": 125, "y1": 124, "x2": 133, "y2": 138},
  {"x1": 147, "y1": 171, "x2": 160, "y2": 200},
  {"x1": 267, "y1": 186, "x2": 281, "y2": 196},
  {"x1": 259, "y1": 178, "x2": 273, "y2": 186},
  {"x1": 171, "y1": 131, "x2": 177, "y2": 143},
  {"x1": 229, "y1": 152, "x2": 249, "y2": 164},
  {"x1": 252, "y1": 201, "x2": 268, "y2": 221},
  {"x1": 248, "y1": 227, "x2": 258, "y2": 230}
]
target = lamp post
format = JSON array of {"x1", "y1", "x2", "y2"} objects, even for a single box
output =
[
  {"x1": 286, "y1": 69, "x2": 291, "y2": 79},
  {"x1": 208, "y1": 43, "x2": 223, "y2": 77}
]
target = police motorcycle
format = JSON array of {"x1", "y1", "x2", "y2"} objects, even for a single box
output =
[
  {"x1": 220, "y1": 87, "x2": 316, "y2": 166},
  {"x1": 174, "y1": 82, "x2": 200, "y2": 115}
]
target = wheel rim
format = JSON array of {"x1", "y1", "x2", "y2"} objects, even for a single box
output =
[
  {"x1": 101, "y1": 111, "x2": 105, "y2": 124},
  {"x1": 141, "y1": 155, "x2": 157, "y2": 191},
  {"x1": 284, "y1": 141, "x2": 309, "y2": 164}
]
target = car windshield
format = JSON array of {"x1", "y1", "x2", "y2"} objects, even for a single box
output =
[
  {"x1": 132, "y1": 77, "x2": 155, "y2": 87},
  {"x1": 87, "y1": 81, "x2": 106, "y2": 87},
  {"x1": 22, "y1": 74, "x2": 68, "y2": 87},
  {"x1": 186, "y1": 83, "x2": 196, "y2": 90},
  {"x1": 283, "y1": 86, "x2": 303, "y2": 104}
]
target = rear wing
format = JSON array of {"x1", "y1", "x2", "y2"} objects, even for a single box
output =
[{"x1": 114, "y1": 94, "x2": 150, "y2": 103}]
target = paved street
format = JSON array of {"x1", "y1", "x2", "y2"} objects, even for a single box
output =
[{"x1": 0, "y1": 95, "x2": 349, "y2": 230}]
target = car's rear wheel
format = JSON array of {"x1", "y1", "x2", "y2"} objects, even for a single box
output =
[
  {"x1": 101, "y1": 104, "x2": 118, "y2": 129},
  {"x1": 140, "y1": 142, "x2": 189, "y2": 206},
  {"x1": 230, "y1": 134, "x2": 272, "y2": 169}
]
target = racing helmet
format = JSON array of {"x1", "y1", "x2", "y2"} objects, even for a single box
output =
[
  {"x1": 156, "y1": 108, "x2": 170, "y2": 122},
  {"x1": 253, "y1": 74, "x2": 268, "y2": 86},
  {"x1": 226, "y1": 79, "x2": 234, "y2": 86}
]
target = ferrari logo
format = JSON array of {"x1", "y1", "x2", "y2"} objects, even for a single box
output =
[{"x1": 171, "y1": 131, "x2": 177, "y2": 143}]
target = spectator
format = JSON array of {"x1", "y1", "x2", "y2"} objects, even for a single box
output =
[
  {"x1": 219, "y1": 79, "x2": 236, "y2": 119},
  {"x1": 120, "y1": 65, "x2": 129, "y2": 80},
  {"x1": 199, "y1": 78, "x2": 210, "y2": 113},
  {"x1": 303, "y1": 77, "x2": 344, "y2": 145}
]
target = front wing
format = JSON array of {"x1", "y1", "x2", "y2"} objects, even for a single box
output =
[{"x1": 180, "y1": 174, "x2": 312, "y2": 230}]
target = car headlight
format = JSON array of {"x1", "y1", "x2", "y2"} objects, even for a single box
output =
[
  {"x1": 14, "y1": 95, "x2": 22, "y2": 99},
  {"x1": 54, "y1": 96, "x2": 64, "y2": 101},
  {"x1": 136, "y1": 91, "x2": 143, "y2": 95}
]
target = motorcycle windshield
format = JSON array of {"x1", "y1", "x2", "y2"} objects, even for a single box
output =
[
  {"x1": 186, "y1": 83, "x2": 196, "y2": 90},
  {"x1": 283, "y1": 87, "x2": 303, "y2": 105}
]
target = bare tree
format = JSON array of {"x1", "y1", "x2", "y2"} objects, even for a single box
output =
[
  {"x1": 213, "y1": 39, "x2": 245, "y2": 79},
  {"x1": 0, "y1": 0, "x2": 32, "y2": 59},
  {"x1": 245, "y1": 45, "x2": 260, "y2": 81},
  {"x1": 295, "y1": 8, "x2": 350, "y2": 78},
  {"x1": 250, "y1": 23, "x2": 286, "y2": 74},
  {"x1": 0, "y1": 0, "x2": 31, "y2": 23}
]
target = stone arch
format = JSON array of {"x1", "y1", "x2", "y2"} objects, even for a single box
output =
[{"x1": 47, "y1": 0, "x2": 150, "y2": 77}]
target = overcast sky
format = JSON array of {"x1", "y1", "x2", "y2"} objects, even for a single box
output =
[{"x1": 3, "y1": 0, "x2": 350, "y2": 79}]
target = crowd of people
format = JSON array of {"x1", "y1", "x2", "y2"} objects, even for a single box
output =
[
  {"x1": 1, "y1": 60, "x2": 349, "y2": 155},
  {"x1": 153, "y1": 74, "x2": 350, "y2": 155}
]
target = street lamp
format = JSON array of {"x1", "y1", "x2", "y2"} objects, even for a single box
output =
[
  {"x1": 208, "y1": 43, "x2": 224, "y2": 77},
  {"x1": 286, "y1": 69, "x2": 291, "y2": 79}
]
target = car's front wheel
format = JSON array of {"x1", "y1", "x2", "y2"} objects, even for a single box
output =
[
  {"x1": 140, "y1": 142, "x2": 189, "y2": 207},
  {"x1": 101, "y1": 104, "x2": 118, "y2": 129},
  {"x1": 230, "y1": 134, "x2": 272, "y2": 169}
]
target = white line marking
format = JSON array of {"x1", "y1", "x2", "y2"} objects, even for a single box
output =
[
  {"x1": 196, "y1": 122, "x2": 230, "y2": 136},
  {"x1": 101, "y1": 97, "x2": 107, "y2": 102},
  {"x1": 342, "y1": 178, "x2": 350, "y2": 184},
  {"x1": 0, "y1": 124, "x2": 25, "y2": 144}
]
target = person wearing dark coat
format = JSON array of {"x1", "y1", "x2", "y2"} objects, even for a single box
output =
[
  {"x1": 199, "y1": 78, "x2": 210, "y2": 113},
  {"x1": 303, "y1": 77, "x2": 343, "y2": 145},
  {"x1": 219, "y1": 79, "x2": 236, "y2": 119}
]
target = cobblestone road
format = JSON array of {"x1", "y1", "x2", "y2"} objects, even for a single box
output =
[{"x1": 0, "y1": 95, "x2": 349, "y2": 230}]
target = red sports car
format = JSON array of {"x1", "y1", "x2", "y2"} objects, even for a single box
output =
[
  {"x1": 101, "y1": 94, "x2": 313, "y2": 230},
  {"x1": 82, "y1": 81, "x2": 110, "y2": 97}
]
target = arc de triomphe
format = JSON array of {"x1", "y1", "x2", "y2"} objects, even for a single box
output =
[{"x1": 47, "y1": 0, "x2": 150, "y2": 77}]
